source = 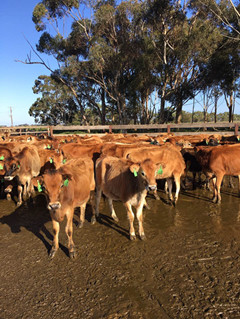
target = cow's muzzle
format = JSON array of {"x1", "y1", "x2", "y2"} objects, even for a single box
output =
[
  {"x1": 4, "y1": 176, "x2": 14, "y2": 181},
  {"x1": 147, "y1": 185, "x2": 157, "y2": 191},
  {"x1": 48, "y1": 202, "x2": 61, "y2": 210}
]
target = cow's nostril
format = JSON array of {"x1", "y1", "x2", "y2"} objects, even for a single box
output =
[
  {"x1": 48, "y1": 202, "x2": 61, "y2": 210},
  {"x1": 148, "y1": 185, "x2": 157, "y2": 191}
]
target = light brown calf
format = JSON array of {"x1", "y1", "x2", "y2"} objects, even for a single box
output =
[
  {"x1": 39, "y1": 158, "x2": 95, "y2": 258},
  {"x1": 95, "y1": 156, "x2": 160, "y2": 240}
]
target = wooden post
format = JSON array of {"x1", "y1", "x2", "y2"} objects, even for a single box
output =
[
  {"x1": 234, "y1": 123, "x2": 238, "y2": 136},
  {"x1": 50, "y1": 126, "x2": 53, "y2": 137},
  {"x1": 167, "y1": 124, "x2": 171, "y2": 134},
  {"x1": 109, "y1": 125, "x2": 112, "y2": 133}
]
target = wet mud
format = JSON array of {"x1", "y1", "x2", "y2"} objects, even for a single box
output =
[{"x1": 1, "y1": 178, "x2": 240, "y2": 319}]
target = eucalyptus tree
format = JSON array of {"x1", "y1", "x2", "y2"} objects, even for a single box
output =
[
  {"x1": 141, "y1": 0, "x2": 223, "y2": 123},
  {"x1": 190, "y1": 0, "x2": 240, "y2": 122}
]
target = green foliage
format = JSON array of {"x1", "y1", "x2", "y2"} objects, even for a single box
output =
[{"x1": 29, "y1": 0, "x2": 240, "y2": 125}]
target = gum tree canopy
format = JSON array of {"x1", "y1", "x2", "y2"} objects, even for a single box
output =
[{"x1": 27, "y1": 0, "x2": 240, "y2": 124}]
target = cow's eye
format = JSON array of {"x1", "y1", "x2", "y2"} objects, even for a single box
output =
[
  {"x1": 12, "y1": 164, "x2": 16, "y2": 170},
  {"x1": 141, "y1": 171, "x2": 145, "y2": 176}
]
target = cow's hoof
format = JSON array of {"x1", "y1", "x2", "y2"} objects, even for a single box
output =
[
  {"x1": 78, "y1": 221, "x2": 84, "y2": 228},
  {"x1": 91, "y1": 216, "x2": 96, "y2": 225},
  {"x1": 130, "y1": 234, "x2": 136, "y2": 241},
  {"x1": 212, "y1": 197, "x2": 217, "y2": 204},
  {"x1": 140, "y1": 234, "x2": 146, "y2": 241},
  {"x1": 112, "y1": 215, "x2": 119, "y2": 223},
  {"x1": 69, "y1": 250, "x2": 76, "y2": 259},
  {"x1": 6, "y1": 194, "x2": 11, "y2": 201},
  {"x1": 16, "y1": 201, "x2": 22, "y2": 207},
  {"x1": 154, "y1": 195, "x2": 160, "y2": 200},
  {"x1": 49, "y1": 248, "x2": 57, "y2": 259}
]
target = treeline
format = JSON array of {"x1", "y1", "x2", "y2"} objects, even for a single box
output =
[{"x1": 26, "y1": 0, "x2": 240, "y2": 125}]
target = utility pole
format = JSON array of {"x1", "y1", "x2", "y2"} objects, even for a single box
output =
[{"x1": 10, "y1": 106, "x2": 13, "y2": 127}]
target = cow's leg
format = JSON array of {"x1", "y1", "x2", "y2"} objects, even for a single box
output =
[
  {"x1": 174, "y1": 175, "x2": 181, "y2": 205},
  {"x1": 211, "y1": 177, "x2": 217, "y2": 202},
  {"x1": 229, "y1": 176, "x2": 234, "y2": 189},
  {"x1": 164, "y1": 180, "x2": 169, "y2": 194},
  {"x1": 49, "y1": 219, "x2": 60, "y2": 258},
  {"x1": 78, "y1": 203, "x2": 86, "y2": 228},
  {"x1": 108, "y1": 198, "x2": 119, "y2": 222},
  {"x1": 136, "y1": 201, "x2": 146, "y2": 240},
  {"x1": 17, "y1": 185, "x2": 23, "y2": 206},
  {"x1": 90, "y1": 190, "x2": 96, "y2": 224},
  {"x1": 215, "y1": 173, "x2": 224, "y2": 204},
  {"x1": 65, "y1": 210, "x2": 76, "y2": 259},
  {"x1": 192, "y1": 172, "x2": 196, "y2": 189},
  {"x1": 95, "y1": 187, "x2": 102, "y2": 218},
  {"x1": 124, "y1": 202, "x2": 136, "y2": 240},
  {"x1": 238, "y1": 176, "x2": 240, "y2": 196},
  {"x1": 167, "y1": 178, "x2": 173, "y2": 202}
]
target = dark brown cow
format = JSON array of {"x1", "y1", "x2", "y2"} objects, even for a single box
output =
[
  {"x1": 95, "y1": 156, "x2": 160, "y2": 240},
  {"x1": 4, "y1": 146, "x2": 41, "y2": 206},
  {"x1": 39, "y1": 157, "x2": 95, "y2": 258}
]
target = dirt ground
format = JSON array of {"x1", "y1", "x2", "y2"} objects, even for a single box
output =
[{"x1": 1, "y1": 178, "x2": 240, "y2": 319}]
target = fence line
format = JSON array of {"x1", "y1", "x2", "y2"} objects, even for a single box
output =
[{"x1": 0, "y1": 122, "x2": 239, "y2": 136}]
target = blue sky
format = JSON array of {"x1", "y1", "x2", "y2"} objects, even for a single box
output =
[
  {"x1": 0, "y1": 0, "x2": 53, "y2": 126},
  {"x1": 0, "y1": 1, "x2": 238, "y2": 127}
]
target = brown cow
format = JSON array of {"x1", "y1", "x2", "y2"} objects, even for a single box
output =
[
  {"x1": 37, "y1": 149, "x2": 64, "y2": 174},
  {"x1": 195, "y1": 144, "x2": 240, "y2": 203},
  {"x1": 60, "y1": 143, "x2": 103, "y2": 164},
  {"x1": 95, "y1": 156, "x2": 160, "y2": 240},
  {"x1": 4, "y1": 146, "x2": 41, "y2": 206},
  {"x1": 38, "y1": 157, "x2": 95, "y2": 258},
  {"x1": 124, "y1": 144, "x2": 186, "y2": 204}
]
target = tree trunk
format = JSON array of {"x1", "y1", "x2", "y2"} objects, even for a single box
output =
[
  {"x1": 159, "y1": 98, "x2": 165, "y2": 123},
  {"x1": 175, "y1": 100, "x2": 182, "y2": 123},
  {"x1": 101, "y1": 89, "x2": 106, "y2": 125},
  {"x1": 191, "y1": 97, "x2": 195, "y2": 123},
  {"x1": 214, "y1": 95, "x2": 218, "y2": 123}
]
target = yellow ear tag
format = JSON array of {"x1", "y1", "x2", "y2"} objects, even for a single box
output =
[
  {"x1": 157, "y1": 165, "x2": 163, "y2": 175},
  {"x1": 133, "y1": 169, "x2": 138, "y2": 177},
  {"x1": 0, "y1": 164, "x2": 3, "y2": 170},
  {"x1": 49, "y1": 158, "x2": 53, "y2": 164}
]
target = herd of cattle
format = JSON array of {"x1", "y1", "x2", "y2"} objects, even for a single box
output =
[{"x1": 0, "y1": 131, "x2": 240, "y2": 258}]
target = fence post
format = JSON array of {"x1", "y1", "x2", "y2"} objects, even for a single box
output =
[
  {"x1": 167, "y1": 124, "x2": 171, "y2": 134},
  {"x1": 109, "y1": 125, "x2": 112, "y2": 133},
  {"x1": 234, "y1": 123, "x2": 239, "y2": 136},
  {"x1": 50, "y1": 126, "x2": 53, "y2": 137}
]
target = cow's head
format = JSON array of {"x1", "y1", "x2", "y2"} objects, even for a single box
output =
[
  {"x1": 41, "y1": 170, "x2": 72, "y2": 211},
  {"x1": 130, "y1": 159, "x2": 159, "y2": 191},
  {"x1": 4, "y1": 157, "x2": 21, "y2": 181}
]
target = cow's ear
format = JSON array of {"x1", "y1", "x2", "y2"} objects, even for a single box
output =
[{"x1": 129, "y1": 164, "x2": 140, "y2": 177}]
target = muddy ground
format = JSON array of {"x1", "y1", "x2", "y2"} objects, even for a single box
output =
[{"x1": 1, "y1": 178, "x2": 240, "y2": 319}]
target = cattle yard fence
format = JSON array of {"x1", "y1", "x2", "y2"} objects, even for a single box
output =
[{"x1": 0, "y1": 122, "x2": 239, "y2": 137}]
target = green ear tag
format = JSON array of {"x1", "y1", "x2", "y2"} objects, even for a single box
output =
[
  {"x1": 206, "y1": 141, "x2": 209, "y2": 145},
  {"x1": 17, "y1": 165, "x2": 20, "y2": 168},
  {"x1": 237, "y1": 137, "x2": 240, "y2": 141},
  {"x1": 64, "y1": 179, "x2": 69, "y2": 187},
  {"x1": 0, "y1": 164, "x2": 3, "y2": 170},
  {"x1": 62, "y1": 159, "x2": 66, "y2": 164},
  {"x1": 0, "y1": 155, "x2": 4, "y2": 161},
  {"x1": 217, "y1": 140, "x2": 220, "y2": 143},
  {"x1": 157, "y1": 165, "x2": 163, "y2": 175},
  {"x1": 37, "y1": 180, "x2": 42, "y2": 192},
  {"x1": 47, "y1": 144, "x2": 51, "y2": 149},
  {"x1": 133, "y1": 169, "x2": 138, "y2": 177},
  {"x1": 49, "y1": 158, "x2": 53, "y2": 164}
]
